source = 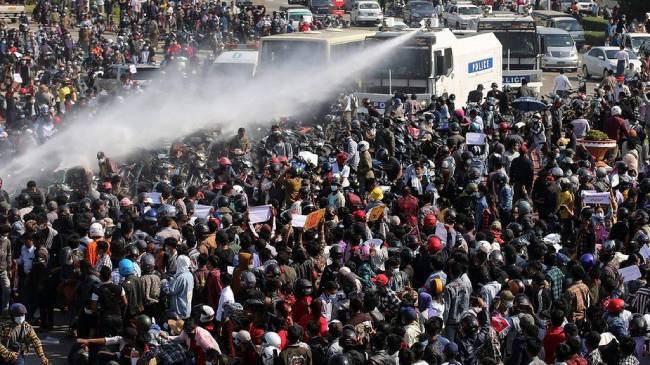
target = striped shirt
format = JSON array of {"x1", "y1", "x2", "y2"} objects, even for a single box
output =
[{"x1": 630, "y1": 286, "x2": 650, "y2": 314}]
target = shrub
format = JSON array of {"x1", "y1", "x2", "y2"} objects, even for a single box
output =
[
  {"x1": 582, "y1": 16, "x2": 609, "y2": 32},
  {"x1": 584, "y1": 31, "x2": 606, "y2": 46},
  {"x1": 584, "y1": 129, "x2": 609, "y2": 141}
]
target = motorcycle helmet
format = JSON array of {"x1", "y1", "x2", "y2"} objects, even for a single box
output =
[
  {"x1": 262, "y1": 332, "x2": 282, "y2": 348},
  {"x1": 579, "y1": 253, "x2": 596, "y2": 270},
  {"x1": 135, "y1": 314, "x2": 152, "y2": 333},
  {"x1": 338, "y1": 327, "x2": 357, "y2": 347},
  {"x1": 240, "y1": 271, "x2": 257, "y2": 289},
  {"x1": 219, "y1": 157, "x2": 231, "y2": 166},
  {"x1": 516, "y1": 200, "x2": 533, "y2": 216},
  {"x1": 629, "y1": 315, "x2": 648, "y2": 337},
  {"x1": 294, "y1": 279, "x2": 313, "y2": 297},
  {"x1": 329, "y1": 244, "x2": 344, "y2": 260},
  {"x1": 460, "y1": 313, "x2": 479, "y2": 336},
  {"x1": 265, "y1": 263, "x2": 281, "y2": 279},
  {"x1": 217, "y1": 196, "x2": 230, "y2": 208}
]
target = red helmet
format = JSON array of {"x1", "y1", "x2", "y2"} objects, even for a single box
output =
[
  {"x1": 219, "y1": 157, "x2": 231, "y2": 166},
  {"x1": 427, "y1": 236, "x2": 442, "y2": 253},
  {"x1": 336, "y1": 152, "x2": 349, "y2": 164},
  {"x1": 423, "y1": 214, "x2": 437, "y2": 228},
  {"x1": 499, "y1": 122, "x2": 509, "y2": 133},
  {"x1": 607, "y1": 298, "x2": 625, "y2": 313}
]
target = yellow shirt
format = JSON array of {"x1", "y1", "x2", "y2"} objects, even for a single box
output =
[{"x1": 58, "y1": 86, "x2": 71, "y2": 102}]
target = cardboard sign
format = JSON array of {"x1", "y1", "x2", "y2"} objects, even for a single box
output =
[
  {"x1": 304, "y1": 208, "x2": 326, "y2": 230},
  {"x1": 367, "y1": 204, "x2": 386, "y2": 221},
  {"x1": 145, "y1": 192, "x2": 162, "y2": 205},
  {"x1": 193, "y1": 204, "x2": 212, "y2": 219},
  {"x1": 619, "y1": 265, "x2": 642, "y2": 283},
  {"x1": 581, "y1": 190, "x2": 610, "y2": 205},
  {"x1": 640, "y1": 245, "x2": 650, "y2": 261},
  {"x1": 291, "y1": 214, "x2": 307, "y2": 228},
  {"x1": 466, "y1": 132, "x2": 486, "y2": 145},
  {"x1": 248, "y1": 205, "x2": 272, "y2": 224}
]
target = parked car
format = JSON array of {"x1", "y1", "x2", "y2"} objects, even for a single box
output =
[
  {"x1": 403, "y1": 1, "x2": 435, "y2": 27},
  {"x1": 545, "y1": 16, "x2": 585, "y2": 47},
  {"x1": 538, "y1": 26, "x2": 578, "y2": 71},
  {"x1": 94, "y1": 64, "x2": 161, "y2": 93},
  {"x1": 623, "y1": 33, "x2": 650, "y2": 55},
  {"x1": 350, "y1": 1, "x2": 383, "y2": 26},
  {"x1": 581, "y1": 46, "x2": 641, "y2": 79},
  {"x1": 443, "y1": 3, "x2": 481, "y2": 30}
]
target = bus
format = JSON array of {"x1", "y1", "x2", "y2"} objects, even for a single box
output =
[
  {"x1": 357, "y1": 28, "x2": 502, "y2": 110},
  {"x1": 257, "y1": 29, "x2": 377, "y2": 75},
  {"x1": 477, "y1": 14, "x2": 543, "y2": 92}
]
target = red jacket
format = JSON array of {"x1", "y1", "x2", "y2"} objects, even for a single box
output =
[{"x1": 544, "y1": 326, "x2": 566, "y2": 363}]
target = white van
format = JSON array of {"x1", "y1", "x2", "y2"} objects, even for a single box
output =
[
  {"x1": 280, "y1": 5, "x2": 314, "y2": 28},
  {"x1": 537, "y1": 26, "x2": 578, "y2": 71},
  {"x1": 213, "y1": 51, "x2": 258, "y2": 79}
]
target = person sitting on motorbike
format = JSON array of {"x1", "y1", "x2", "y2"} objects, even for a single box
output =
[
  {"x1": 623, "y1": 63, "x2": 639, "y2": 85},
  {"x1": 229, "y1": 127, "x2": 251, "y2": 157},
  {"x1": 214, "y1": 157, "x2": 237, "y2": 186}
]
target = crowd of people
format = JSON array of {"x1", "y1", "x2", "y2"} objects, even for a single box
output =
[{"x1": 2, "y1": 1, "x2": 650, "y2": 365}]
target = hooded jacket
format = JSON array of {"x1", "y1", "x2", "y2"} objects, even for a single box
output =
[
  {"x1": 232, "y1": 252, "x2": 252, "y2": 298},
  {"x1": 165, "y1": 255, "x2": 194, "y2": 319}
]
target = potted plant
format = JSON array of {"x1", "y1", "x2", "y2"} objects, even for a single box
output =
[{"x1": 578, "y1": 130, "x2": 616, "y2": 161}]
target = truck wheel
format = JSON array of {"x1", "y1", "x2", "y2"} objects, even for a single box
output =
[{"x1": 582, "y1": 65, "x2": 590, "y2": 79}]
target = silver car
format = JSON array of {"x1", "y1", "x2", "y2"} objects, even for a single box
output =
[{"x1": 538, "y1": 26, "x2": 578, "y2": 71}]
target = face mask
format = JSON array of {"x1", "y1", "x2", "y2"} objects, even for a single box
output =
[
  {"x1": 14, "y1": 315, "x2": 25, "y2": 324},
  {"x1": 84, "y1": 308, "x2": 93, "y2": 315},
  {"x1": 595, "y1": 213, "x2": 605, "y2": 220},
  {"x1": 505, "y1": 301, "x2": 513, "y2": 309},
  {"x1": 331, "y1": 186, "x2": 338, "y2": 192}
]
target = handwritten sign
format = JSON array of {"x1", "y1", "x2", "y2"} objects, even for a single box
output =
[
  {"x1": 640, "y1": 245, "x2": 650, "y2": 261},
  {"x1": 619, "y1": 265, "x2": 642, "y2": 283},
  {"x1": 291, "y1": 214, "x2": 307, "y2": 228},
  {"x1": 145, "y1": 192, "x2": 162, "y2": 205},
  {"x1": 466, "y1": 132, "x2": 486, "y2": 145},
  {"x1": 248, "y1": 205, "x2": 272, "y2": 224},
  {"x1": 304, "y1": 208, "x2": 326, "y2": 230},
  {"x1": 367, "y1": 204, "x2": 386, "y2": 222},
  {"x1": 193, "y1": 204, "x2": 212, "y2": 219},
  {"x1": 581, "y1": 191, "x2": 610, "y2": 205}
]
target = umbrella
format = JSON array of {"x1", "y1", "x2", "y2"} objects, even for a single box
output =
[{"x1": 512, "y1": 97, "x2": 546, "y2": 113}]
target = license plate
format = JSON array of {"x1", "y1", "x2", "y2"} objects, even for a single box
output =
[{"x1": 558, "y1": 61, "x2": 565, "y2": 65}]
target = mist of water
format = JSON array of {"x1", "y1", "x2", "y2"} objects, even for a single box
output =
[{"x1": 0, "y1": 29, "x2": 418, "y2": 191}]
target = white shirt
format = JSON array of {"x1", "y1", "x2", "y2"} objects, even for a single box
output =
[
  {"x1": 616, "y1": 49, "x2": 630, "y2": 64},
  {"x1": 216, "y1": 285, "x2": 235, "y2": 321},
  {"x1": 552, "y1": 74, "x2": 573, "y2": 92}
]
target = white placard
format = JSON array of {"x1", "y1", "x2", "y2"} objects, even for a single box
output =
[
  {"x1": 466, "y1": 132, "x2": 486, "y2": 145},
  {"x1": 193, "y1": 204, "x2": 212, "y2": 219},
  {"x1": 640, "y1": 245, "x2": 650, "y2": 261},
  {"x1": 291, "y1": 214, "x2": 307, "y2": 228},
  {"x1": 619, "y1": 265, "x2": 642, "y2": 283},
  {"x1": 364, "y1": 239, "x2": 383, "y2": 249},
  {"x1": 145, "y1": 192, "x2": 162, "y2": 205},
  {"x1": 227, "y1": 266, "x2": 234, "y2": 274},
  {"x1": 13, "y1": 73, "x2": 22, "y2": 84},
  {"x1": 248, "y1": 205, "x2": 272, "y2": 224},
  {"x1": 129, "y1": 64, "x2": 137, "y2": 74},
  {"x1": 581, "y1": 191, "x2": 610, "y2": 205}
]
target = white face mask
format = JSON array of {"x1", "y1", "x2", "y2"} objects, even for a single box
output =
[
  {"x1": 84, "y1": 308, "x2": 93, "y2": 315},
  {"x1": 14, "y1": 315, "x2": 25, "y2": 324}
]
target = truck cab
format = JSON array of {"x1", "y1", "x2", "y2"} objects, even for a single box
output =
[
  {"x1": 93, "y1": 64, "x2": 160, "y2": 93},
  {"x1": 623, "y1": 33, "x2": 650, "y2": 55},
  {"x1": 212, "y1": 50, "x2": 258, "y2": 79}
]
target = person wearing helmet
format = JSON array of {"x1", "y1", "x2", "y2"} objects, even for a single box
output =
[
  {"x1": 455, "y1": 298, "x2": 492, "y2": 365},
  {"x1": 214, "y1": 156, "x2": 237, "y2": 185},
  {"x1": 232, "y1": 251, "x2": 254, "y2": 300},
  {"x1": 0, "y1": 303, "x2": 48, "y2": 365},
  {"x1": 604, "y1": 297, "x2": 631, "y2": 339},
  {"x1": 603, "y1": 104, "x2": 628, "y2": 158},
  {"x1": 494, "y1": 172, "x2": 513, "y2": 226},
  {"x1": 375, "y1": 119, "x2": 395, "y2": 158},
  {"x1": 261, "y1": 332, "x2": 282, "y2": 365},
  {"x1": 293, "y1": 279, "x2": 314, "y2": 321}
]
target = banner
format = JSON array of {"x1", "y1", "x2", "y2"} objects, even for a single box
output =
[
  {"x1": 248, "y1": 205, "x2": 272, "y2": 224},
  {"x1": 581, "y1": 190, "x2": 610, "y2": 205},
  {"x1": 304, "y1": 208, "x2": 326, "y2": 230},
  {"x1": 367, "y1": 204, "x2": 386, "y2": 221}
]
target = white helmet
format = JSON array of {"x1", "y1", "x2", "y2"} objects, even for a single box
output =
[
  {"x1": 611, "y1": 106, "x2": 622, "y2": 116},
  {"x1": 89, "y1": 222, "x2": 105, "y2": 238},
  {"x1": 233, "y1": 185, "x2": 244, "y2": 195},
  {"x1": 262, "y1": 332, "x2": 282, "y2": 348},
  {"x1": 199, "y1": 305, "x2": 215, "y2": 323},
  {"x1": 358, "y1": 141, "x2": 370, "y2": 152}
]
